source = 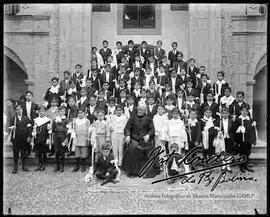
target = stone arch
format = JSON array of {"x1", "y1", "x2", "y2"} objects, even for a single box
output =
[
  {"x1": 247, "y1": 50, "x2": 267, "y2": 143},
  {"x1": 4, "y1": 45, "x2": 29, "y2": 101},
  {"x1": 4, "y1": 45, "x2": 28, "y2": 74}
]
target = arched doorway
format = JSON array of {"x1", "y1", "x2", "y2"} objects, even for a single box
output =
[
  {"x1": 4, "y1": 47, "x2": 28, "y2": 101},
  {"x1": 253, "y1": 65, "x2": 267, "y2": 142}
]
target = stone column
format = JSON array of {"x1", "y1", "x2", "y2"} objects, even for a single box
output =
[
  {"x1": 48, "y1": 4, "x2": 60, "y2": 78},
  {"x1": 221, "y1": 5, "x2": 234, "y2": 87}
]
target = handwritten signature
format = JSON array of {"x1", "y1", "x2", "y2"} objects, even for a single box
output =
[{"x1": 139, "y1": 146, "x2": 256, "y2": 191}]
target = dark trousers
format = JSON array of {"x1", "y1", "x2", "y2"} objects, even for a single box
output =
[
  {"x1": 202, "y1": 136, "x2": 215, "y2": 159},
  {"x1": 54, "y1": 133, "x2": 66, "y2": 166},
  {"x1": 35, "y1": 142, "x2": 47, "y2": 165},
  {"x1": 224, "y1": 138, "x2": 234, "y2": 155},
  {"x1": 12, "y1": 141, "x2": 28, "y2": 167},
  {"x1": 96, "y1": 168, "x2": 118, "y2": 180}
]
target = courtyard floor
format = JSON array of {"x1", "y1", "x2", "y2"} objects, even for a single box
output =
[{"x1": 3, "y1": 158, "x2": 267, "y2": 215}]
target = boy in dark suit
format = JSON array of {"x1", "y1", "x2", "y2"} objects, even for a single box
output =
[
  {"x1": 89, "y1": 69, "x2": 101, "y2": 92},
  {"x1": 94, "y1": 143, "x2": 118, "y2": 185},
  {"x1": 235, "y1": 105, "x2": 256, "y2": 173},
  {"x1": 100, "y1": 64, "x2": 115, "y2": 91},
  {"x1": 44, "y1": 77, "x2": 64, "y2": 109},
  {"x1": 167, "y1": 69, "x2": 182, "y2": 94},
  {"x1": 96, "y1": 91, "x2": 108, "y2": 114},
  {"x1": 115, "y1": 79, "x2": 129, "y2": 100},
  {"x1": 185, "y1": 109, "x2": 201, "y2": 170},
  {"x1": 22, "y1": 90, "x2": 39, "y2": 155},
  {"x1": 214, "y1": 107, "x2": 236, "y2": 172},
  {"x1": 124, "y1": 95, "x2": 137, "y2": 118},
  {"x1": 78, "y1": 88, "x2": 89, "y2": 110},
  {"x1": 99, "y1": 40, "x2": 112, "y2": 65},
  {"x1": 114, "y1": 41, "x2": 125, "y2": 65},
  {"x1": 161, "y1": 55, "x2": 171, "y2": 76},
  {"x1": 85, "y1": 79, "x2": 98, "y2": 99},
  {"x1": 220, "y1": 87, "x2": 235, "y2": 108},
  {"x1": 72, "y1": 64, "x2": 85, "y2": 91},
  {"x1": 229, "y1": 91, "x2": 250, "y2": 118},
  {"x1": 197, "y1": 73, "x2": 212, "y2": 104},
  {"x1": 60, "y1": 70, "x2": 71, "y2": 91},
  {"x1": 124, "y1": 40, "x2": 139, "y2": 68},
  {"x1": 130, "y1": 67, "x2": 144, "y2": 92},
  {"x1": 213, "y1": 71, "x2": 229, "y2": 104},
  {"x1": 187, "y1": 58, "x2": 199, "y2": 88},
  {"x1": 102, "y1": 82, "x2": 113, "y2": 101},
  {"x1": 146, "y1": 94, "x2": 158, "y2": 119},
  {"x1": 154, "y1": 40, "x2": 166, "y2": 65},
  {"x1": 140, "y1": 41, "x2": 152, "y2": 68},
  {"x1": 117, "y1": 89, "x2": 128, "y2": 107},
  {"x1": 87, "y1": 95, "x2": 98, "y2": 124},
  {"x1": 131, "y1": 81, "x2": 142, "y2": 106},
  {"x1": 52, "y1": 106, "x2": 68, "y2": 172},
  {"x1": 146, "y1": 80, "x2": 160, "y2": 103},
  {"x1": 200, "y1": 91, "x2": 219, "y2": 120},
  {"x1": 9, "y1": 104, "x2": 32, "y2": 174},
  {"x1": 168, "y1": 42, "x2": 181, "y2": 68},
  {"x1": 173, "y1": 52, "x2": 187, "y2": 74}
]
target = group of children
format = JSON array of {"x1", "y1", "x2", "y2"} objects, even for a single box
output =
[{"x1": 6, "y1": 39, "x2": 258, "y2": 185}]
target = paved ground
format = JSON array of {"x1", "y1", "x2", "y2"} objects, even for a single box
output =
[{"x1": 3, "y1": 159, "x2": 267, "y2": 215}]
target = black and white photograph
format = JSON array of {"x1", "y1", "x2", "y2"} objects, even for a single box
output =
[{"x1": 3, "y1": 3, "x2": 267, "y2": 215}]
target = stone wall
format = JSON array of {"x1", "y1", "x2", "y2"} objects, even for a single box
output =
[{"x1": 4, "y1": 14, "x2": 50, "y2": 103}]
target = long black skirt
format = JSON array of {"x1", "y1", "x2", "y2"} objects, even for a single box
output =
[{"x1": 122, "y1": 139, "x2": 160, "y2": 177}]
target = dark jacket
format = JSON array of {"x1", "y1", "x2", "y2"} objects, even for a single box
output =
[
  {"x1": 124, "y1": 114, "x2": 155, "y2": 142},
  {"x1": 94, "y1": 153, "x2": 116, "y2": 174},
  {"x1": 21, "y1": 101, "x2": 39, "y2": 121},
  {"x1": 9, "y1": 115, "x2": 32, "y2": 143},
  {"x1": 99, "y1": 48, "x2": 112, "y2": 64}
]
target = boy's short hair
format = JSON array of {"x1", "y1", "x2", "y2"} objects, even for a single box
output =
[
  {"x1": 128, "y1": 40, "x2": 134, "y2": 45},
  {"x1": 221, "y1": 107, "x2": 230, "y2": 113},
  {"x1": 189, "y1": 109, "x2": 198, "y2": 115},
  {"x1": 14, "y1": 104, "x2": 22, "y2": 110},
  {"x1": 120, "y1": 89, "x2": 127, "y2": 94},
  {"x1": 170, "y1": 69, "x2": 177, "y2": 74},
  {"x1": 102, "y1": 143, "x2": 111, "y2": 151},
  {"x1": 102, "y1": 81, "x2": 109, "y2": 85},
  {"x1": 203, "y1": 106, "x2": 211, "y2": 113},
  {"x1": 38, "y1": 105, "x2": 47, "y2": 111},
  {"x1": 186, "y1": 77, "x2": 192, "y2": 83},
  {"x1": 102, "y1": 40, "x2": 108, "y2": 44},
  {"x1": 159, "y1": 64, "x2": 165, "y2": 69},
  {"x1": 172, "y1": 108, "x2": 179, "y2": 114},
  {"x1": 206, "y1": 91, "x2": 214, "y2": 96},
  {"x1": 199, "y1": 65, "x2": 205, "y2": 70},
  {"x1": 177, "y1": 89, "x2": 184, "y2": 94},
  {"x1": 189, "y1": 58, "x2": 195, "y2": 62},
  {"x1": 217, "y1": 71, "x2": 225, "y2": 77},
  {"x1": 172, "y1": 42, "x2": 178, "y2": 46},
  {"x1": 201, "y1": 73, "x2": 209, "y2": 79},
  {"x1": 127, "y1": 95, "x2": 134, "y2": 100},
  {"x1": 92, "y1": 47, "x2": 97, "y2": 51},
  {"x1": 51, "y1": 97, "x2": 59, "y2": 103},
  {"x1": 165, "y1": 83, "x2": 172, "y2": 87},
  {"x1": 77, "y1": 108, "x2": 85, "y2": 113},
  {"x1": 241, "y1": 104, "x2": 250, "y2": 111},
  {"x1": 75, "y1": 64, "x2": 82, "y2": 68},
  {"x1": 63, "y1": 70, "x2": 70, "y2": 75},
  {"x1": 224, "y1": 87, "x2": 232, "y2": 92},
  {"x1": 147, "y1": 94, "x2": 155, "y2": 101},
  {"x1": 51, "y1": 76, "x2": 59, "y2": 82},
  {"x1": 236, "y1": 91, "x2": 245, "y2": 97},
  {"x1": 58, "y1": 106, "x2": 66, "y2": 111},
  {"x1": 116, "y1": 41, "x2": 122, "y2": 46},
  {"x1": 109, "y1": 96, "x2": 116, "y2": 102},
  {"x1": 68, "y1": 96, "x2": 75, "y2": 101},
  {"x1": 96, "y1": 109, "x2": 105, "y2": 115},
  {"x1": 80, "y1": 87, "x2": 87, "y2": 92},
  {"x1": 170, "y1": 143, "x2": 179, "y2": 150},
  {"x1": 69, "y1": 79, "x2": 76, "y2": 85},
  {"x1": 157, "y1": 40, "x2": 162, "y2": 44},
  {"x1": 89, "y1": 95, "x2": 97, "y2": 100},
  {"x1": 177, "y1": 52, "x2": 183, "y2": 58},
  {"x1": 134, "y1": 81, "x2": 141, "y2": 86},
  {"x1": 25, "y1": 90, "x2": 33, "y2": 96},
  {"x1": 149, "y1": 79, "x2": 155, "y2": 85},
  {"x1": 115, "y1": 105, "x2": 123, "y2": 111},
  {"x1": 104, "y1": 63, "x2": 111, "y2": 68},
  {"x1": 141, "y1": 41, "x2": 147, "y2": 45},
  {"x1": 134, "y1": 67, "x2": 141, "y2": 72},
  {"x1": 167, "y1": 93, "x2": 176, "y2": 101}
]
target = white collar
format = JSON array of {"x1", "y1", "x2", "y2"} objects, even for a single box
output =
[
  {"x1": 203, "y1": 116, "x2": 213, "y2": 121},
  {"x1": 239, "y1": 115, "x2": 250, "y2": 121},
  {"x1": 188, "y1": 118, "x2": 198, "y2": 126},
  {"x1": 186, "y1": 101, "x2": 195, "y2": 106},
  {"x1": 217, "y1": 80, "x2": 225, "y2": 85},
  {"x1": 50, "y1": 85, "x2": 60, "y2": 93},
  {"x1": 26, "y1": 101, "x2": 31, "y2": 104},
  {"x1": 34, "y1": 116, "x2": 51, "y2": 126},
  {"x1": 97, "y1": 119, "x2": 106, "y2": 124}
]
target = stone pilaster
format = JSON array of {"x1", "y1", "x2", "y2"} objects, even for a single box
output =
[
  {"x1": 48, "y1": 4, "x2": 60, "y2": 78},
  {"x1": 221, "y1": 5, "x2": 234, "y2": 87}
]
